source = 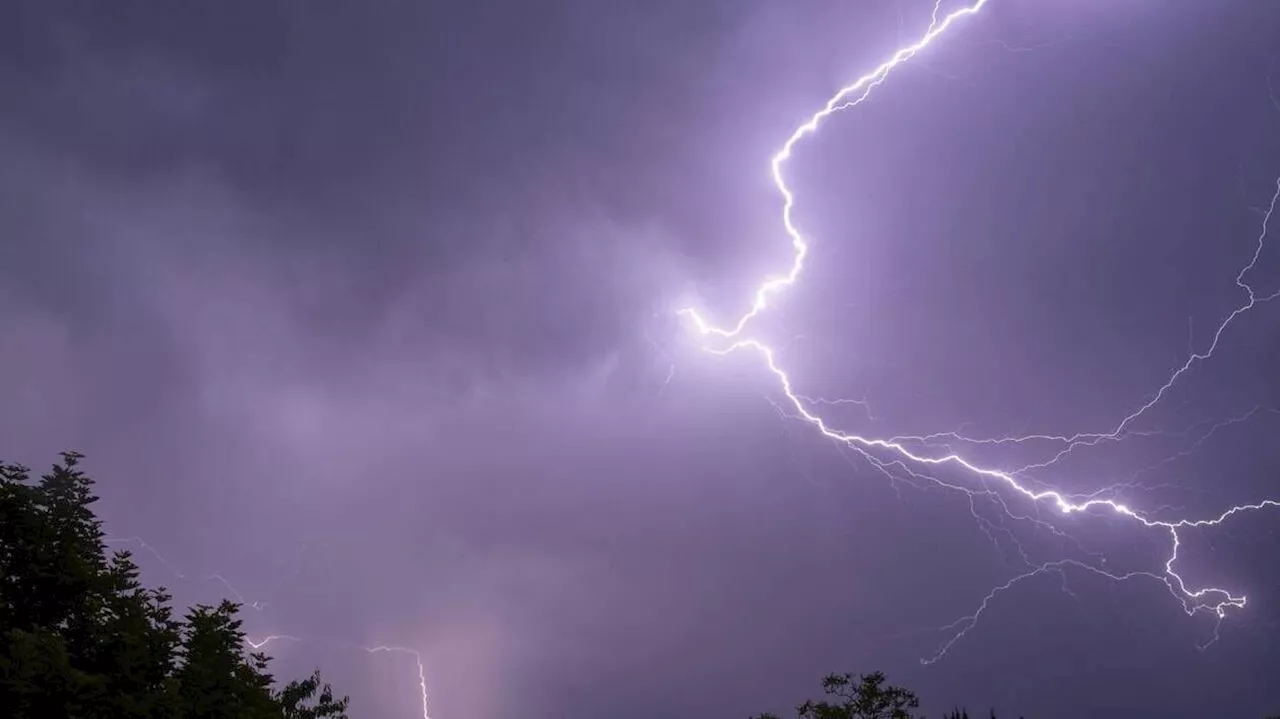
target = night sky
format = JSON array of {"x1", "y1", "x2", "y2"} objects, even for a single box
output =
[{"x1": 4, "y1": 1, "x2": 1280, "y2": 717}]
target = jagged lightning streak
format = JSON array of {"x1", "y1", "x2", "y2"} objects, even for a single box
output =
[
  {"x1": 103, "y1": 536, "x2": 268, "y2": 610},
  {"x1": 365, "y1": 645, "x2": 432, "y2": 719},
  {"x1": 245, "y1": 637, "x2": 432, "y2": 719},
  {"x1": 105, "y1": 536, "x2": 432, "y2": 719},
  {"x1": 681, "y1": 0, "x2": 985, "y2": 341},
  {"x1": 880, "y1": 175, "x2": 1280, "y2": 467},
  {"x1": 680, "y1": 0, "x2": 1280, "y2": 661}
]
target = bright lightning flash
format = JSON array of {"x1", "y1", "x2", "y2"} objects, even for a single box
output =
[
  {"x1": 680, "y1": 0, "x2": 1280, "y2": 662},
  {"x1": 365, "y1": 645, "x2": 432, "y2": 719}
]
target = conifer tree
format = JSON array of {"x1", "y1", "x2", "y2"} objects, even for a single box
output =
[{"x1": 0, "y1": 453, "x2": 350, "y2": 718}]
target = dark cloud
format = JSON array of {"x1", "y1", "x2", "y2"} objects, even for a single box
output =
[{"x1": 4, "y1": 2, "x2": 1280, "y2": 718}]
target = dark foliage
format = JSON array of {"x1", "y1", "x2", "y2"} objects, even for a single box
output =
[
  {"x1": 752, "y1": 671, "x2": 920, "y2": 719},
  {"x1": 751, "y1": 670, "x2": 1029, "y2": 719},
  {"x1": 0, "y1": 452, "x2": 351, "y2": 718}
]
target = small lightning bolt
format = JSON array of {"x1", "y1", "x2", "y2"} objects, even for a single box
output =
[
  {"x1": 680, "y1": 0, "x2": 1280, "y2": 661},
  {"x1": 103, "y1": 536, "x2": 266, "y2": 610},
  {"x1": 247, "y1": 634, "x2": 304, "y2": 650},
  {"x1": 106, "y1": 536, "x2": 432, "y2": 718},
  {"x1": 242, "y1": 637, "x2": 432, "y2": 719},
  {"x1": 365, "y1": 645, "x2": 432, "y2": 719}
]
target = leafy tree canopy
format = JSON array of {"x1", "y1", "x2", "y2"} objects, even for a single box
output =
[
  {"x1": 751, "y1": 670, "x2": 1026, "y2": 719},
  {"x1": 752, "y1": 671, "x2": 921, "y2": 719},
  {"x1": 0, "y1": 452, "x2": 350, "y2": 718}
]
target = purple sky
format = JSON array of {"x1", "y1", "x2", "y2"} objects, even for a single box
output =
[{"x1": 4, "y1": 1, "x2": 1280, "y2": 717}]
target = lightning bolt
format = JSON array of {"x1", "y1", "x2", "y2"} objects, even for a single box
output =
[
  {"x1": 103, "y1": 536, "x2": 268, "y2": 610},
  {"x1": 247, "y1": 634, "x2": 304, "y2": 650},
  {"x1": 248, "y1": 638, "x2": 433, "y2": 719},
  {"x1": 365, "y1": 645, "x2": 432, "y2": 719},
  {"x1": 105, "y1": 536, "x2": 432, "y2": 718},
  {"x1": 680, "y1": 0, "x2": 1280, "y2": 661},
  {"x1": 241, "y1": 638, "x2": 431, "y2": 719}
]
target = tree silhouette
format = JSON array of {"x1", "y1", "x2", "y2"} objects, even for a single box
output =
[
  {"x1": 752, "y1": 670, "x2": 1026, "y2": 719},
  {"x1": 753, "y1": 670, "x2": 921, "y2": 719},
  {"x1": 0, "y1": 452, "x2": 349, "y2": 718},
  {"x1": 276, "y1": 669, "x2": 351, "y2": 719}
]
